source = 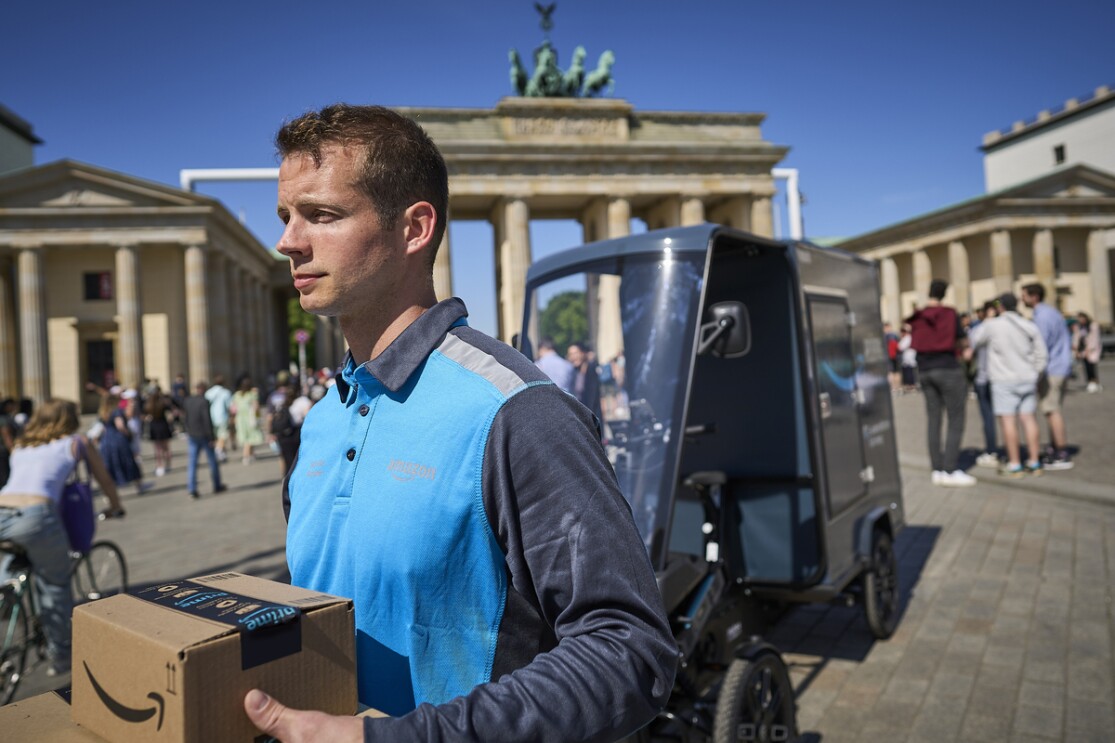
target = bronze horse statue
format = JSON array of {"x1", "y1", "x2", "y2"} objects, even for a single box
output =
[{"x1": 581, "y1": 50, "x2": 615, "y2": 97}]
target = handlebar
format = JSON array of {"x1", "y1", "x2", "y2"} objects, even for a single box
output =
[{"x1": 98, "y1": 507, "x2": 126, "y2": 521}]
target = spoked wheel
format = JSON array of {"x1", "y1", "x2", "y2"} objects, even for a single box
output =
[
  {"x1": 72, "y1": 541, "x2": 128, "y2": 604},
  {"x1": 863, "y1": 529, "x2": 900, "y2": 639},
  {"x1": 713, "y1": 651, "x2": 797, "y2": 743},
  {"x1": 1, "y1": 589, "x2": 29, "y2": 705}
]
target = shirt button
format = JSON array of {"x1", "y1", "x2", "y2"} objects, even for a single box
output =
[
  {"x1": 346, "y1": 448, "x2": 356, "y2": 461},
  {"x1": 358, "y1": 404, "x2": 370, "y2": 416}
]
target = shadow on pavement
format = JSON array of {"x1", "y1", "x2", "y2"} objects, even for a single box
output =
[{"x1": 776, "y1": 524, "x2": 941, "y2": 715}]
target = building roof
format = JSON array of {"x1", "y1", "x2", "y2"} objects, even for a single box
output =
[
  {"x1": 835, "y1": 163, "x2": 1115, "y2": 252},
  {"x1": 0, "y1": 103, "x2": 43, "y2": 145},
  {"x1": 981, "y1": 84, "x2": 1114, "y2": 151}
]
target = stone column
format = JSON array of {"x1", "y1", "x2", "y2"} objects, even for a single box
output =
[
  {"x1": 263, "y1": 284, "x2": 279, "y2": 375},
  {"x1": 580, "y1": 199, "x2": 605, "y2": 245},
  {"x1": 718, "y1": 196, "x2": 751, "y2": 231},
  {"x1": 207, "y1": 253, "x2": 231, "y2": 380},
  {"x1": 595, "y1": 197, "x2": 630, "y2": 364},
  {"x1": 495, "y1": 198, "x2": 531, "y2": 343},
  {"x1": 880, "y1": 257, "x2": 901, "y2": 328},
  {"x1": 990, "y1": 229, "x2": 1014, "y2": 294},
  {"x1": 607, "y1": 197, "x2": 632, "y2": 239},
  {"x1": 184, "y1": 245, "x2": 211, "y2": 384},
  {"x1": 947, "y1": 240, "x2": 971, "y2": 313},
  {"x1": 912, "y1": 250, "x2": 932, "y2": 305},
  {"x1": 241, "y1": 269, "x2": 258, "y2": 380},
  {"x1": 316, "y1": 316, "x2": 335, "y2": 370},
  {"x1": 253, "y1": 279, "x2": 268, "y2": 378},
  {"x1": 1032, "y1": 228, "x2": 1056, "y2": 304},
  {"x1": 17, "y1": 248, "x2": 49, "y2": 403},
  {"x1": 226, "y1": 262, "x2": 245, "y2": 379},
  {"x1": 680, "y1": 196, "x2": 706, "y2": 226},
  {"x1": 750, "y1": 195, "x2": 774, "y2": 238},
  {"x1": 433, "y1": 222, "x2": 453, "y2": 300},
  {"x1": 113, "y1": 245, "x2": 144, "y2": 388},
  {"x1": 1087, "y1": 229, "x2": 1113, "y2": 325},
  {"x1": 0, "y1": 259, "x2": 19, "y2": 396}
]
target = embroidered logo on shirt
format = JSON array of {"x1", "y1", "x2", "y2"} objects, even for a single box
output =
[
  {"x1": 304, "y1": 459, "x2": 326, "y2": 478},
  {"x1": 387, "y1": 459, "x2": 437, "y2": 482}
]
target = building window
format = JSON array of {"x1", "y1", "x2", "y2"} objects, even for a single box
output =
[
  {"x1": 1053, "y1": 144, "x2": 1065, "y2": 165},
  {"x1": 84, "y1": 272, "x2": 113, "y2": 300}
]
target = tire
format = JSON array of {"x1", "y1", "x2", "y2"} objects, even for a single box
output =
[
  {"x1": 713, "y1": 651, "x2": 797, "y2": 743},
  {"x1": 72, "y1": 541, "x2": 128, "y2": 604},
  {"x1": 863, "y1": 529, "x2": 900, "y2": 639},
  {"x1": 1, "y1": 587, "x2": 29, "y2": 705}
]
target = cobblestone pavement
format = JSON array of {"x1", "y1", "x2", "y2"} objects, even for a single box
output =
[{"x1": 9, "y1": 369, "x2": 1115, "y2": 742}]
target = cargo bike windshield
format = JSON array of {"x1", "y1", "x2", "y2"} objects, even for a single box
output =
[{"x1": 522, "y1": 249, "x2": 705, "y2": 557}]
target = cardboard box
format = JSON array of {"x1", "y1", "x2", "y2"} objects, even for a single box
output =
[
  {"x1": 71, "y1": 572, "x2": 356, "y2": 743},
  {"x1": 0, "y1": 690, "x2": 106, "y2": 742}
]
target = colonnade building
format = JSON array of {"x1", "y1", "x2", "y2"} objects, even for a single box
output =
[
  {"x1": 0, "y1": 160, "x2": 297, "y2": 412},
  {"x1": 838, "y1": 85, "x2": 1115, "y2": 326}
]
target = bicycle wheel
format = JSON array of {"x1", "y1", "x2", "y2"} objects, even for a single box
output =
[
  {"x1": 72, "y1": 541, "x2": 128, "y2": 603},
  {"x1": 1, "y1": 585, "x2": 30, "y2": 705}
]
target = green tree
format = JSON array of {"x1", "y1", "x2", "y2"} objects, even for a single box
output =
[{"x1": 538, "y1": 291, "x2": 587, "y2": 353}]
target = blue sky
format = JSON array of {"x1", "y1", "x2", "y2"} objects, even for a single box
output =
[{"x1": 3, "y1": 0, "x2": 1111, "y2": 336}]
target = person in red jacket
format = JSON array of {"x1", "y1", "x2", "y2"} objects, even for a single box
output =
[{"x1": 906, "y1": 279, "x2": 976, "y2": 487}]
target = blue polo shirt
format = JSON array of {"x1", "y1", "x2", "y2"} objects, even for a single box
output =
[
  {"x1": 284, "y1": 298, "x2": 675, "y2": 742},
  {"x1": 1031, "y1": 302, "x2": 1073, "y2": 377}
]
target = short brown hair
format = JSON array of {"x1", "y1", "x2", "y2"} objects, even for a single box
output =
[
  {"x1": 276, "y1": 104, "x2": 448, "y2": 259},
  {"x1": 1021, "y1": 283, "x2": 1045, "y2": 302}
]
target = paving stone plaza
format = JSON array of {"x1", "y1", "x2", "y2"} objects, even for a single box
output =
[{"x1": 11, "y1": 361, "x2": 1115, "y2": 742}]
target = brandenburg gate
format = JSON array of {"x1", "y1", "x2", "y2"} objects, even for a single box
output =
[{"x1": 407, "y1": 96, "x2": 789, "y2": 342}]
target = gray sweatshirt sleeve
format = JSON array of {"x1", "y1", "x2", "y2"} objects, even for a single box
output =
[{"x1": 362, "y1": 384, "x2": 677, "y2": 742}]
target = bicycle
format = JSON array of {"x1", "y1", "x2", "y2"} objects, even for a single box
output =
[{"x1": 1, "y1": 532, "x2": 127, "y2": 705}]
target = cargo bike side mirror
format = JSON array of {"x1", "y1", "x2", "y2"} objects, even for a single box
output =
[{"x1": 697, "y1": 301, "x2": 751, "y2": 358}]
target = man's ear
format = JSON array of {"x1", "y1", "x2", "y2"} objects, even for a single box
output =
[{"x1": 401, "y1": 202, "x2": 438, "y2": 257}]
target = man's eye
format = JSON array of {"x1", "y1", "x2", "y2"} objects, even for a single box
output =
[{"x1": 313, "y1": 211, "x2": 336, "y2": 223}]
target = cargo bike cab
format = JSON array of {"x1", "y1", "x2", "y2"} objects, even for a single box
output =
[{"x1": 520, "y1": 225, "x2": 906, "y2": 742}]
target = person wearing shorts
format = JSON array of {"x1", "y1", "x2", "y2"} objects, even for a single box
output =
[
  {"x1": 968, "y1": 293, "x2": 1047, "y2": 478},
  {"x1": 1022, "y1": 283, "x2": 1073, "y2": 469}
]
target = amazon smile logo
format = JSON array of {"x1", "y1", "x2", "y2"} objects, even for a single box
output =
[
  {"x1": 387, "y1": 458, "x2": 437, "y2": 482},
  {"x1": 84, "y1": 661, "x2": 166, "y2": 731}
]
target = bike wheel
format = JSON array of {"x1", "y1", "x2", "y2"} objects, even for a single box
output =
[
  {"x1": 1, "y1": 586, "x2": 30, "y2": 705},
  {"x1": 713, "y1": 651, "x2": 797, "y2": 743},
  {"x1": 863, "y1": 529, "x2": 900, "y2": 640},
  {"x1": 72, "y1": 541, "x2": 128, "y2": 603}
]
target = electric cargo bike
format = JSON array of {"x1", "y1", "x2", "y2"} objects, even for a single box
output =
[{"x1": 519, "y1": 225, "x2": 906, "y2": 742}]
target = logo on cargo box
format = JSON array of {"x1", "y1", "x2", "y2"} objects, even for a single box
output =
[{"x1": 84, "y1": 661, "x2": 166, "y2": 731}]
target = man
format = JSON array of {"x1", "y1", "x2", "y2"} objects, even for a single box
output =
[
  {"x1": 533, "y1": 336, "x2": 576, "y2": 392},
  {"x1": 970, "y1": 301, "x2": 1001, "y2": 468},
  {"x1": 204, "y1": 375, "x2": 233, "y2": 462},
  {"x1": 244, "y1": 104, "x2": 675, "y2": 742},
  {"x1": 883, "y1": 322, "x2": 901, "y2": 392},
  {"x1": 1021, "y1": 283, "x2": 1074, "y2": 469},
  {"x1": 968, "y1": 293, "x2": 1047, "y2": 477},
  {"x1": 567, "y1": 341, "x2": 603, "y2": 421},
  {"x1": 906, "y1": 279, "x2": 976, "y2": 486},
  {"x1": 182, "y1": 381, "x2": 227, "y2": 499}
]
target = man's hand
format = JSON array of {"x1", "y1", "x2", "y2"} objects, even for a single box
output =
[{"x1": 244, "y1": 690, "x2": 364, "y2": 743}]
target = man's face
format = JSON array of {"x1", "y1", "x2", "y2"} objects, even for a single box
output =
[
  {"x1": 1021, "y1": 290, "x2": 1038, "y2": 308},
  {"x1": 276, "y1": 144, "x2": 403, "y2": 320},
  {"x1": 567, "y1": 345, "x2": 584, "y2": 367}
]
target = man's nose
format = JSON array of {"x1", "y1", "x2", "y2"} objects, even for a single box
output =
[{"x1": 276, "y1": 220, "x2": 307, "y2": 257}]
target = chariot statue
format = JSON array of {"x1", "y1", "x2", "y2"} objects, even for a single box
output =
[{"x1": 507, "y1": 3, "x2": 614, "y2": 98}]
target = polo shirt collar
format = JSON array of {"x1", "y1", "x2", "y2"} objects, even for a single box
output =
[{"x1": 336, "y1": 297, "x2": 469, "y2": 399}]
